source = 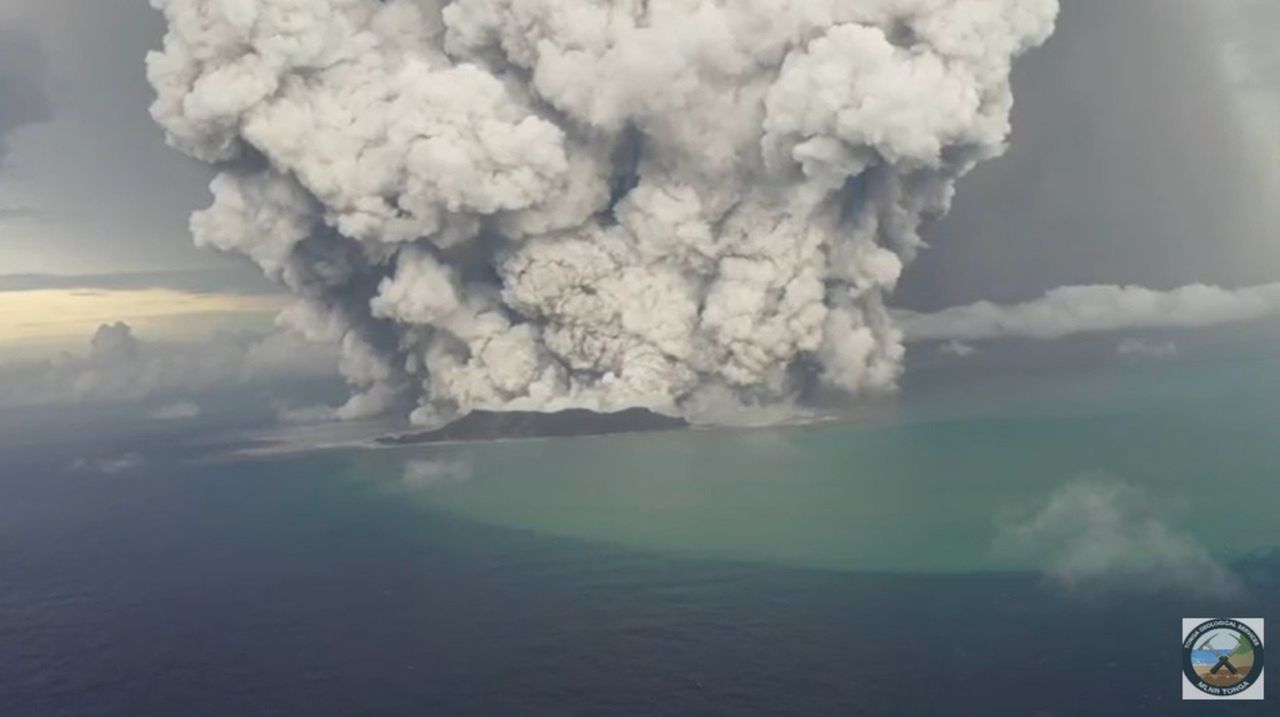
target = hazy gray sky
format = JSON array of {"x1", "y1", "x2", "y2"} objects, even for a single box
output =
[
  {"x1": 0, "y1": 0, "x2": 1277, "y2": 300},
  {"x1": 900, "y1": 0, "x2": 1280, "y2": 309},
  {"x1": 0, "y1": 22, "x2": 49, "y2": 165},
  {"x1": 0, "y1": 0, "x2": 220, "y2": 275}
]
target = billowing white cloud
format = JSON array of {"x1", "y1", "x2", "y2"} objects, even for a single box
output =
[
  {"x1": 147, "y1": 0, "x2": 1057, "y2": 425},
  {"x1": 0, "y1": 322, "x2": 339, "y2": 407},
  {"x1": 996, "y1": 478, "x2": 1240, "y2": 597},
  {"x1": 899, "y1": 281, "x2": 1280, "y2": 342}
]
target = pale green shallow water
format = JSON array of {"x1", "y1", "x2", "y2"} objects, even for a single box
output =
[{"x1": 350, "y1": 356, "x2": 1280, "y2": 573}]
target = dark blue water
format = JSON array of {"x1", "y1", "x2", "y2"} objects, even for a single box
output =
[{"x1": 1, "y1": 437, "x2": 1275, "y2": 716}]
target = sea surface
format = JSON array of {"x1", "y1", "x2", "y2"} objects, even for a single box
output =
[{"x1": 2, "y1": 357, "x2": 1278, "y2": 715}]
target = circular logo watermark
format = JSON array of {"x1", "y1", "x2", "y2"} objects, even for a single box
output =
[{"x1": 1183, "y1": 618, "x2": 1265, "y2": 698}]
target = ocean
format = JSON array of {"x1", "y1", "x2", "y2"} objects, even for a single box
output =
[{"x1": 2, "y1": 357, "x2": 1277, "y2": 715}]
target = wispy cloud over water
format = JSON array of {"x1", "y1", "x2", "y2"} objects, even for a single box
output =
[
  {"x1": 402, "y1": 459, "x2": 473, "y2": 491},
  {"x1": 996, "y1": 477, "x2": 1242, "y2": 598}
]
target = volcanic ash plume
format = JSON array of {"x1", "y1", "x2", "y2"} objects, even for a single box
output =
[{"x1": 148, "y1": 0, "x2": 1057, "y2": 425}]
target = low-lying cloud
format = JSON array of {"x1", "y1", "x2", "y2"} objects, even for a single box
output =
[
  {"x1": 898, "y1": 281, "x2": 1280, "y2": 342},
  {"x1": 0, "y1": 322, "x2": 339, "y2": 407},
  {"x1": 996, "y1": 477, "x2": 1241, "y2": 598},
  {"x1": 402, "y1": 459, "x2": 473, "y2": 490},
  {"x1": 0, "y1": 268, "x2": 281, "y2": 296}
]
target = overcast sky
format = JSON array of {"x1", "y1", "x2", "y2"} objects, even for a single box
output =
[
  {"x1": 0, "y1": 0, "x2": 221, "y2": 275},
  {"x1": 1, "y1": 0, "x2": 1278, "y2": 300},
  {"x1": 900, "y1": 0, "x2": 1280, "y2": 309}
]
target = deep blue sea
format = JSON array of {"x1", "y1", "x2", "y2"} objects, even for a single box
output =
[{"x1": 2, "y1": 358, "x2": 1278, "y2": 715}]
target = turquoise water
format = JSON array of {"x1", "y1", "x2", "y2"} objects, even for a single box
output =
[
  {"x1": 3, "y1": 356, "x2": 1277, "y2": 714},
  {"x1": 355, "y1": 357, "x2": 1280, "y2": 574}
]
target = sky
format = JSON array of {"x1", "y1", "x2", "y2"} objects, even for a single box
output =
[
  {"x1": 899, "y1": 0, "x2": 1280, "y2": 309},
  {"x1": 1, "y1": 0, "x2": 1279, "y2": 422},
  {"x1": 0, "y1": 1, "x2": 1273, "y2": 290},
  {"x1": 0, "y1": 0, "x2": 220, "y2": 275}
]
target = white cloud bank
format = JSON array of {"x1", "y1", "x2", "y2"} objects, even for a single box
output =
[
  {"x1": 0, "y1": 322, "x2": 339, "y2": 407},
  {"x1": 898, "y1": 281, "x2": 1280, "y2": 342},
  {"x1": 996, "y1": 478, "x2": 1241, "y2": 598}
]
